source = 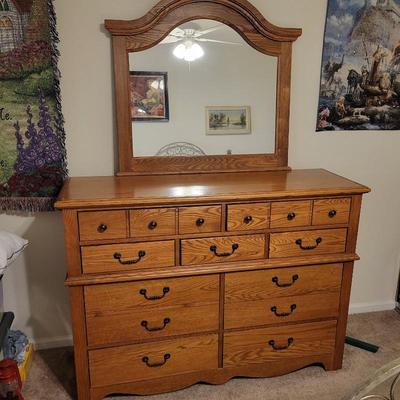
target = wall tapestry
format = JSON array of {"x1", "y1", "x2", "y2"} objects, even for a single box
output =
[
  {"x1": 317, "y1": 0, "x2": 400, "y2": 131},
  {"x1": 0, "y1": 0, "x2": 67, "y2": 211}
]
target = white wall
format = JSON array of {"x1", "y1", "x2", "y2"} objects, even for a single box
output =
[{"x1": 0, "y1": 0, "x2": 399, "y2": 348}]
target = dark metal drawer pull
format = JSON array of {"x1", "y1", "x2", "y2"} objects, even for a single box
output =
[
  {"x1": 244, "y1": 215, "x2": 253, "y2": 224},
  {"x1": 295, "y1": 237, "x2": 322, "y2": 250},
  {"x1": 210, "y1": 243, "x2": 239, "y2": 257},
  {"x1": 113, "y1": 250, "x2": 145, "y2": 265},
  {"x1": 269, "y1": 337, "x2": 294, "y2": 351},
  {"x1": 139, "y1": 287, "x2": 170, "y2": 301},
  {"x1": 97, "y1": 223, "x2": 108, "y2": 233},
  {"x1": 142, "y1": 353, "x2": 170, "y2": 368},
  {"x1": 148, "y1": 220, "x2": 158, "y2": 230},
  {"x1": 287, "y1": 212, "x2": 296, "y2": 221},
  {"x1": 141, "y1": 318, "x2": 171, "y2": 332},
  {"x1": 271, "y1": 304, "x2": 297, "y2": 317},
  {"x1": 329, "y1": 210, "x2": 337, "y2": 218},
  {"x1": 196, "y1": 218, "x2": 205, "y2": 226},
  {"x1": 272, "y1": 274, "x2": 299, "y2": 288}
]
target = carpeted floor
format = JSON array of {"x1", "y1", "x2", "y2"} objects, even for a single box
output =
[{"x1": 23, "y1": 310, "x2": 400, "y2": 400}]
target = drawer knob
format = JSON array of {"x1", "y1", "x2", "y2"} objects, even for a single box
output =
[
  {"x1": 139, "y1": 287, "x2": 170, "y2": 301},
  {"x1": 148, "y1": 220, "x2": 158, "y2": 230},
  {"x1": 295, "y1": 237, "x2": 322, "y2": 250},
  {"x1": 210, "y1": 243, "x2": 239, "y2": 257},
  {"x1": 272, "y1": 274, "x2": 299, "y2": 288},
  {"x1": 97, "y1": 223, "x2": 108, "y2": 233},
  {"x1": 271, "y1": 304, "x2": 297, "y2": 317},
  {"x1": 243, "y1": 215, "x2": 253, "y2": 224},
  {"x1": 113, "y1": 250, "x2": 146, "y2": 265},
  {"x1": 141, "y1": 318, "x2": 171, "y2": 332},
  {"x1": 142, "y1": 353, "x2": 171, "y2": 368},
  {"x1": 287, "y1": 212, "x2": 296, "y2": 221},
  {"x1": 196, "y1": 218, "x2": 205, "y2": 227},
  {"x1": 329, "y1": 210, "x2": 337, "y2": 218},
  {"x1": 268, "y1": 337, "x2": 294, "y2": 351}
]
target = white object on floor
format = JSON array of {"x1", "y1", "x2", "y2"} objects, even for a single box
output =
[{"x1": 0, "y1": 230, "x2": 29, "y2": 274}]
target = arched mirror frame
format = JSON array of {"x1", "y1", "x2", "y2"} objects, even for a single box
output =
[{"x1": 105, "y1": 0, "x2": 302, "y2": 176}]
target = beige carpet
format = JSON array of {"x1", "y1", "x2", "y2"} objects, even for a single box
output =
[{"x1": 23, "y1": 310, "x2": 400, "y2": 400}]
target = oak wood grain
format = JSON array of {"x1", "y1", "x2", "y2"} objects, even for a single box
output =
[
  {"x1": 81, "y1": 240, "x2": 175, "y2": 274},
  {"x1": 227, "y1": 203, "x2": 270, "y2": 231},
  {"x1": 130, "y1": 208, "x2": 176, "y2": 237},
  {"x1": 270, "y1": 200, "x2": 312, "y2": 228},
  {"x1": 178, "y1": 205, "x2": 222, "y2": 234},
  {"x1": 312, "y1": 198, "x2": 351, "y2": 226}
]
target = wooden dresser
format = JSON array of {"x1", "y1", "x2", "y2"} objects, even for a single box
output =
[{"x1": 56, "y1": 169, "x2": 370, "y2": 400}]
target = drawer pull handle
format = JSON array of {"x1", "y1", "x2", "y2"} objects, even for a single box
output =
[
  {"x1": 210, "y1": 243, "x2": 239, "y2": 257},
  {"x1": 113, "y1": 250, "x2": 146, "y2": 265},
  {"x1": 139, "y1": 287, "x2": 170, "y2": 301},
  {"x1": 271, "y1": 304, "x2": 297, "y2": 317},
  {"x1": 97, "y1": 223, "x2": 108, "y2": 233},
  {"x1": 272, "y1": 274, "x2": 299, "y2": 288},
  {"x1": 196, "y1": 218, "x2": 205, "y2": 227},
  {"x1": 287, "y1": 212, "x2": 296, "y2": 221},
  {"x1": 268, "y1": 337, "x2": 294, "y2": 351},
  {"x1": 243, "y1": 215, "x2": 253, "y2": 224},
  {"x1": 295, "y1": 237, "x2": 322, "y2": 250},
  {"x1": 329, "y1": 210, "x2": 337, "y2": 218},
  {"x1": 148, "y1": 220, "x2": 158, "y2": 230},
  {"x1": 141, "y1": 318, "x2": 171, "y2": 332},
  {"x1": 142, "y1": 353, "x2": 171, "y2": 368}
]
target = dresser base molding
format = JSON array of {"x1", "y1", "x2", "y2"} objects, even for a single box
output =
[{"x1": 90, "y1": 354, "x2": 335, "y2": 400}]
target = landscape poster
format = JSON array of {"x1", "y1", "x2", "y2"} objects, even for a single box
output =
[{"x1": 317, "y1": 0, "x2": 400, "y2": 131}]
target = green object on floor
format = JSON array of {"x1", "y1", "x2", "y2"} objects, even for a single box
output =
[{"x1": 345, "y1": 336, "x2": 379, "y2": 353}]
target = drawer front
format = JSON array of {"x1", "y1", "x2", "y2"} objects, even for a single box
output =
[
  {"x1": 224, "y1": 292, "x2": 340, "y2": 329},
  {"x1": 227, "y1": 203, "x2": 270, "y2": 232},
  {"x1": 78, "y1": 210, "x2": 127, "y2": 241},
  {"x1": 85, "y1": 276, "x2": 220, "y2": 346},
  {"x1": 81, "y1": 240, "x2": 175, "y2": 274},
  {"x1": 179, "y1": 205, "x2": 222, "y2": 234},
  {"x1": 270, "y1": 200, "x2": 312, "y2": 228},
  {"x1": 269, "y1": 228, "x2": 347, "y2": 258},
  {"x1": 130, "y1": 208, "x2": 176, "y2": 237},
  {"x1": 181, "y1": 234, "x2": 266, "y2": 266},
  {"x1": 89, "y1": 334, "x2": 219, "y2": 387},
  {"x1": 312, "y1": 198, "x2": 351, "y2": 225},
  {"x1": 224, "y1": 320, "x2": 336, "y2": 367}
]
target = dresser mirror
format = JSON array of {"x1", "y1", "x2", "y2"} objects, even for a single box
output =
[
  {"x1": 105, "y1": 0, "x2": 302, "y2": 175},
  {"x1": 129, "y1": 19, "x2": 278, "y2": 158}
]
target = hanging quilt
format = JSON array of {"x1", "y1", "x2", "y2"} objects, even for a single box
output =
[
  {"x1": 317, "y1": 0, "x2": 400, "y2": 131},
  {"x1": 0, "y1": 0, "x2": 67, "y2": 211}
]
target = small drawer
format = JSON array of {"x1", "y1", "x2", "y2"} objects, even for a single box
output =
[
  {"x1": 227, "y1": 203, "x2": 270, "y2": 232},
  {"x1": 181, "y1": 234, "x2": 266, "y2": 266},
  {"x1": 85, "y1": 276, "x2": 220, "y2": 346},
  {"x1": 130, "y1": 208, "x2": 176, "y2": 237},
  {"x1": 81, "y1": 240, "x2": 175, "y2": 274},
  {"x1": 179, "y1": 205, "x2": 222, "y2": 234},
  {"x1": 223, "y1": 320, "x2": 336, "y2": 367},
  {"x1": 269, "y1": 228, "x2": 347, "y2": 258},
  {"x1": 270, "y1": 200, "x2": 312, "y2": 228},
  {"x1": 78, "y1": 210, "x2": 127, "y2": 241},
  {"x1": 313, "y1": 198, "x2": 351, "y2": 225},
  {"x1": 89, "y1": 334, "x2": 219, "y2": 387}
]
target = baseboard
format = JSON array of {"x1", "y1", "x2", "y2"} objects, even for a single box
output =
[
  {"x1": 32, "y1": 335, "x2": 73, "y2": 350},
  {"x1": 349, "y1": 301, "x2": 397, "y2": 315}
]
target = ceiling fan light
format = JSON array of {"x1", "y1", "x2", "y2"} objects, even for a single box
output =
[
  {"x1": 183, "y1": 43, "x2": 204, "y2": 62},
  {"x1": 173, "y1": 43, "x2": 186, "y2": 59}
]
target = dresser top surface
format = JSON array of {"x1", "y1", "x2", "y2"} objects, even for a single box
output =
[{"x1": 55, "y1": 169, "x2": 370, "y2": 209}]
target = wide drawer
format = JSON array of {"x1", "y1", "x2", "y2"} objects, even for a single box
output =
[
  {"x1": 178, "y1": 205, "x2": 222, "y2": 234},
  {"x1": 89, "y1": 334, "x2": 219, "y2": 387},
  {"x1": 85, "y1": 276, "x2": 220, "y2": 346},
  {"x1": 270, "y1": 200, "x2": 312, "y2": 228},
  {"x1": 81, "y1": 240, "x2": 175, "y2": 274},
  {"x1": 269, "y1": 228, "x2": 347, "y2": 258},
  {"x1": 312, "y1": 198, "x2": 351, "y2": 225},
  {"x1": 227, "y1": 203, "x2": 270, "y2": 232},
  {"x1": 78, "y1": 210, "x2": 128, "y2": 241},
  {"x1": 130, "y1": 208, "x2": 176, "y2": 237},
  {"x1": 181, "y1": 234, "x2": 266, "y2": 266},
  {"x1": 223, "y1": 320, "x2": 337, "y2": 367}
]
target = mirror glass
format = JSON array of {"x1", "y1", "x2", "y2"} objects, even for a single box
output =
[{"x1": 129, "y1": 19, "x2": 278, "y2": 157}]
